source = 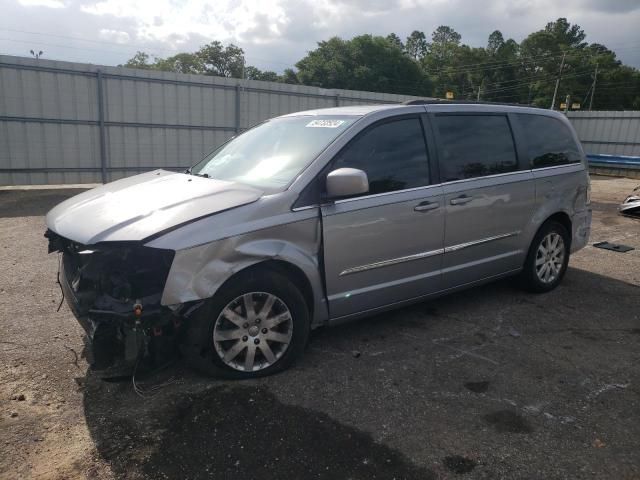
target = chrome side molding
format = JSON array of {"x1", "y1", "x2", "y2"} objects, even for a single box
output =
[
  {"x1": 339, "y1": 248, "x2": 445, "y2": 276},
  {"x1": 339, "y1": 231, "x2": 520, "y2": 276}
]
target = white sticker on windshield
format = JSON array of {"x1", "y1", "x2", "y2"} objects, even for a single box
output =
[{"x1": 306, "y1": 119, "x2": 345, "y2": 128}]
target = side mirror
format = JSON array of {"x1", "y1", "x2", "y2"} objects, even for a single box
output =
[{"x1": 326, "y1": 168, "x2": 369, "y2": 199}]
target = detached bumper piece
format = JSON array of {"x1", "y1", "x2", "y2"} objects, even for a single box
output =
[
  {"x1": 620, "y1": 185, "x2": 640, "y2": 219},
  {"x1": 46, "y1": 230, "x2": 180, "y2": 376}
]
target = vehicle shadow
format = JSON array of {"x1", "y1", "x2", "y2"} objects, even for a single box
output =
[
  {"x1": 0, "y1": 189, "x2": 89, "y2": 218},
  {"x1": 82, "y1": 266, "x2": 639, "y2": 479}
]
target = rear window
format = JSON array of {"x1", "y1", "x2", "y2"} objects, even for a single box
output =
[
  {"x1": 517, "y1": 114, "x2": 582, "y2": 168},
  {"x1": 434, "y1": 115, "x2": 518, "y2": 182}
]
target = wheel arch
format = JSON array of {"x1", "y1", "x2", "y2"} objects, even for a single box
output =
[
  {"x1": 161, "y1": 228, "x2": 329, "y2": 327},
  {"x1": 523, "y1": 210, "x2": 573, "y2": 267},
  {"x1": 540, "y1": 211, "x2": 572, "y2": 248},
  {"x1": 217, "y1": 259, "x2": 316, "y2": 319}
]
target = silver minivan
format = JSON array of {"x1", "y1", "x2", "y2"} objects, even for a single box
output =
[{"x1": 46, "y1": 102, "x2": 592, "y2": 378}]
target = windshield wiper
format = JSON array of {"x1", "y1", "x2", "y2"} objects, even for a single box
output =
[{"x1": 185, "y1": 168, "x2": 209, "y2": 178}]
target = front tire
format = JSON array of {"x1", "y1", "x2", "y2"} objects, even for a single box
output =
[
  {"x1": 520, "y1": 220, "x2": 570, "y2": 293},
  {"x1": 185, "y1": 270, "x2": 310, "y2": 379}
]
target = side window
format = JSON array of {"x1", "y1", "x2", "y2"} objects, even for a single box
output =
[
  {"x1": 434, "y1": 115, "x2": 518, "y2": 182},
  {"x1": 517, "y1": 114, "x2": 582, "y2": 168},
  {"x1": 332, "y1": 117, "x2": 430, "y2": 195}
]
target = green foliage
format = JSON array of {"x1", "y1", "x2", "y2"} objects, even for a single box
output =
[
  {"x1": 122, "y1": 17, "x2": 640, "y2": 109},
  {"x1": 196, "y1": 41, "x2": 245, "y2": 77},
  {"x1": 295, "y1": 35, "x2": 430, "y2": 96},
  {"x1": 386, "y1": 33, "x2": 404, "y2": 51},
  {"x1": 124, "y1": 51, "x2": 153, "y2": 70},
  {"x1": 405, "y1": 30, "x2": 427, "y2": 60},
  {"x1": 154, "y1": 53, "x2": 202, "y2": 74}
]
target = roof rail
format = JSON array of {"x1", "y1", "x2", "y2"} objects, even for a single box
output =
[{"x1": 403, "y1": 99, "x2": 542, "y2": 108}]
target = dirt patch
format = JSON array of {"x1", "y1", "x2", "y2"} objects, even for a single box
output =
[
  {"x1": 483, "y1": 410, "x2": 533, "y2": 434},
  {"x1": 443, "y1": 455, "x2": 477, "y2": 474},
  {"x1": 464, "y1": 381, "x2": 489, "y2": 393},
  {"x1": 84, "y1": 381, "x2": 435, "y2": 480}
]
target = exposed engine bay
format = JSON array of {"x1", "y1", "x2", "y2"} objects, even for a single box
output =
[{"x1": 45, "y1": 229, "x2": 197, "y2": 376}]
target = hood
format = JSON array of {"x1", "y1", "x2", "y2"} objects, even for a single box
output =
[{"x1": 45, "y1": 170, "x2": 263, "y2": 245}]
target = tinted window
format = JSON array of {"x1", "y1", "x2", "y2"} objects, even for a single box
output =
[
  {"x1": 332, "y1": 118, "x2": 430, "y2": 195},
  {"x1": 434, "y1": 115, "x2": 518, "y2": 181},
  {"x1": 517, "y1": 114, "x2": 582, "y2": 168}
]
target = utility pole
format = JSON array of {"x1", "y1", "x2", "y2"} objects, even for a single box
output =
[
  {"x1": 589, "y1": 63, "x2": 598, "y2": 111},
  {"x1": 550, "y1": 51, "x2": 566, "y2": 110},
  {"x1": 477, "y1": 78, "x2": 484, "y2": 101},
  {"x1": 564, "y1": 95, "x2": 570, "y2": 114}
]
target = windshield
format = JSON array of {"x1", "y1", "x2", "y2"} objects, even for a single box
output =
[{"x1": 191, "y1": 115, "x2": 356, "y2": 190}]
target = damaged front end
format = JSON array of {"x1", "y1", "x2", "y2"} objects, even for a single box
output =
[{"x1": 46, "y1": 229, "x2": 188, "y2": 376}]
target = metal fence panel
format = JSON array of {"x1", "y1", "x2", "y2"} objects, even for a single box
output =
[
  {"x1": 0, "y1": 55, "x2": 425, "y2": 185},
  {"x1": 567, "y1": 111, "x2": 640, "y2": 157}
]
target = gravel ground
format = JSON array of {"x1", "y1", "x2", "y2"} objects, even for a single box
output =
[{"x1": 0, "y1": 176, "x2": 639, "y2": 480}]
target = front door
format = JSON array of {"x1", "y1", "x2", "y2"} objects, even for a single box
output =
[
  {"x1": 431, "y1": 113, "x2": 535, "y2": 289},
  {"x1": 321, "y1": 116, "x2": 445, "y2": 319}
]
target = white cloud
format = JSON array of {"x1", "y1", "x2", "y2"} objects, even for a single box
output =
[
  {"x1": 2, "y1": 0, "x2": 640, "y2": 69},
  {"x1": 80, "y1": 0, "x2": 287, "y2": 46},
  {"x1": 18, "y1": 0, "x2": 65, "y2": 8},
  {"x1": 98, "y1": 28, "x2": 130, "y2": 44}
]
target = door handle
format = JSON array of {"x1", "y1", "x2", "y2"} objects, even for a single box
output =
[
  {"x1": 414, "y1": 201, "x2": 439, "y2": 212},
  {"x1": 450, "y1": 195, "x2": 473, "y2": 206}
]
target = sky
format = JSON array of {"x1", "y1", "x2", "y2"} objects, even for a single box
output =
[{"x1": 1, "y1": 0, "x2": 639, "y2": 71}]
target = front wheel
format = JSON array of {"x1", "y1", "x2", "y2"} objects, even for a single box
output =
[
  {"x1": 520, "y1": 220, "x2": 570, "y2": 293},
  {"x1": 184, "y1": 270, "x2": 310, "y2": 379}
]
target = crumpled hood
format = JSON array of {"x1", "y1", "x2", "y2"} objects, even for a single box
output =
[{"x1": 45, "y1": 170, "x2": 263, "y2": 245}]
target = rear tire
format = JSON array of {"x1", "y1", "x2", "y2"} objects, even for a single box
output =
[
  {"x1": 520, "y1": 220, "x2": 570, "y2": 293},
  {"x1": 184, "y1": 269, "x2": 310, "y2": 379}
]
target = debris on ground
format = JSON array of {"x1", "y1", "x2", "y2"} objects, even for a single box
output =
[
  {"x1": 619, "y1": 185, "x2": 640, "y2": 218},
  {"x1": 509, "y1": 327, "x2": 521, "y2": 338},
  {"x1": 593, "y1": 242, "x2": 634, "y2": 253}
]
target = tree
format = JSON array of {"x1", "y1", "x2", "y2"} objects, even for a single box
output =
[
  {"x1": 427, "y1": 26, "x2": 462, "y2": 64},
  {"x1": 487, "y1": 30, "x2": 504, "y2": 56},
  {"x1": 405, "y1": 30, "x2": 427, "y2": 60},
  {"x1": 154, "y1": 53, "x2": 203, "y2": 74},
  {"x1": 244, "y1": 66, "x2": 280, "y2": 82},
  {"x1": 386, "y1": 33, "x2": 404, "y2": 51},
  {"x1": 196, "y1": 41, "x2": 245, "y2": 77},
  {"x1": 124, "y1": 51, "x2": 154, "y2": 70},
  {"x1": 295, "y1": 35, "x2": 431, "y2": 96},
  {"x1": 520, "y1": 18, "x2": 590, "y2": 107},
  {"x1": 544, "y1": 17, "x2": 586, "y2": 49},
  {"x1": 281, "y1": 68, "x2": 299, "y2": 84},
  {"x1": 119, "y1": 19, "x2": 640, "y2": 109}
]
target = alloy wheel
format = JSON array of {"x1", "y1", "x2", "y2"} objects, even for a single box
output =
[
  {"x1": 212, "y1": 292, "x2": 293, "y2": 372},
  {"x1": 535, "y1": 232, "x2": 565, "y2": 284}
]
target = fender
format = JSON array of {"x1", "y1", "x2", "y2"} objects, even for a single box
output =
[{"x1": 157, "y1": 216, "x2": 329, "y2": 327}]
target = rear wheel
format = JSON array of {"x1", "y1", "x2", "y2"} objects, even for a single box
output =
[
  {"x1": 520, "y1": 220, "x2": 570, "y2": 293},
  {"x1": 185, "y1": 269, "x2": 310, "y2": 379}
]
